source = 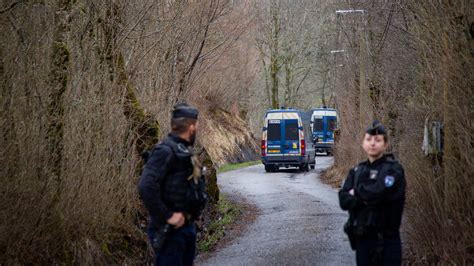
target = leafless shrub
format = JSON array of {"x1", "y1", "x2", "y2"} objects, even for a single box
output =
[{"x1": 0, "y1": 0, "x2": 258, "y2": 263}]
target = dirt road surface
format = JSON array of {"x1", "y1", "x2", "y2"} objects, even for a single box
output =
[{"x1": 198, "y1": 156, "x2": 354, "y2": 266}]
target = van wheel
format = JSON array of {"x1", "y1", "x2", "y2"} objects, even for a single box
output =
[
  {"x1": 265, "y1": 165, "x2": 272, "y2": 172},
  {"x1": 299, "y1": 163, "x2": 309, "y2": 172},
  {"x1": 310, "y1": 164, "x2": 315, "y2": 170}
]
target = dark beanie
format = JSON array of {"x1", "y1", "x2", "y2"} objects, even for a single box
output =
[
  {"x1": 366, "y1": 120, "x2": 387, "y2": 135},
  {"x1": 172, "y1": 103, "x2": 199, "y2": 119}
]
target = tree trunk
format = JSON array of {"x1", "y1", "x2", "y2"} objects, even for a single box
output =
[
  {"x1": 270, "y1": 2, "x2": 280, "y2": 109},
  {"x1": 47, "y1": 0, "x2": 72, "y2": 196}
]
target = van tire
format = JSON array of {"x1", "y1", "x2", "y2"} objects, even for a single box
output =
[
  {"x1": 310, "y1": 164, "x2": 315, "y2": 169},
  {"x1": 299, "y1": 163, "x2": 309, "y2": 172},
  {"x1": 265, "y1": 165, "x2": 272, "y2": 172}
]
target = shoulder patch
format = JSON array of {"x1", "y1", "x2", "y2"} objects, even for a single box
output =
[
  {"x1": 177, "y1": 143, "x2": 190, "y2": 154},
  {"x1": 384, "y1": 175, "x2": 395, "y2": 187}
]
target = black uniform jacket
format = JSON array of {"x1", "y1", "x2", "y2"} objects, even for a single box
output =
[
  {"x1": 138, "y1": 133, "x2": 193, "y2": 228},
  {"x1": 339, "y1": 154, "x2": 406, "y2": 236}
]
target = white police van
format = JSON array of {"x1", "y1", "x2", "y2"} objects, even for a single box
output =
[{"x1": 261, "y1": 109, "x2": 315, "y2": 172}]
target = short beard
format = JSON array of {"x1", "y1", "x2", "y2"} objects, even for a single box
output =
[{"x1": 190, "y1": 131, "x2": 197, "y2": 146}]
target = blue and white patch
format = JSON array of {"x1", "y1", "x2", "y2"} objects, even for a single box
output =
[
  {"x1": 177, "y1": 143, "x2": 190, "y2": 154},
  {"x1": 384, "y1": 175, "x2": 395, "y2": 187}
]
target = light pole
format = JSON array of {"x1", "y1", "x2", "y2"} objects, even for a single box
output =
[
  {"x1": 336, "y1": 9, "x2": 365, "y2": 15},
  {"x1": 336, "y1": 9, "x2": 372, "y2": 132},
  {"x1": 330, "y1": 49, "x2": 346, "y2": 54}
]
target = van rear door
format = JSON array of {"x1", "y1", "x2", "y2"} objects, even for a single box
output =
[
  {"x1": 326, "y1": 116, "x2": 337, "y2": 142},
  {"x1": 266, "y1": 119, "x2": 282, "y2": 154},
  {"x1": 282, "y1": 119, "x2": 300, "y2": 155},
  {"x1": 312, "y1": 116, "x2": 324, "y2": 141}
]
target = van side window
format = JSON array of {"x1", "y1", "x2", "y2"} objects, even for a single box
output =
[{"x1": 267, "y1": 123, "x2": 281, "y2": 141}]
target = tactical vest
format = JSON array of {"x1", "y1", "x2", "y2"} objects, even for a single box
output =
[{"x1": 159, "y1": 137, "x2": 207, "y2": 219}]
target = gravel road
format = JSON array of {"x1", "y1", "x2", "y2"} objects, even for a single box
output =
[{"x1": 197, "y1": 156, "x2": 355, "y2": 266}]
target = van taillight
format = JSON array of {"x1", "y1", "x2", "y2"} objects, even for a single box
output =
[
  {"x1": 301, "y1": 139, "x2": 305, "y2": 156},
  {"x1": 261, "y1": 140, "x2": 266, "y2": 156}
]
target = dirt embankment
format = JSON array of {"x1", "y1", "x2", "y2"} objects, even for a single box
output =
[{"x1": 200, "y1": 108, "x2": 260, "y2": 167}]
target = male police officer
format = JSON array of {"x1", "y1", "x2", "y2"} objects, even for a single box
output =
[
  {"x1": 138, "y1": 103, "x2": 207, "y2": 266},
  {"x1": 339, "y1": 121, "x2": 406, "y2": 266}
]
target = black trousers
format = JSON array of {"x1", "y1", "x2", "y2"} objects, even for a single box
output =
[
  {"x1": 355, "y1": 233, "x2": 402, "y2": 266},
  {"x1": 148, "y1": 224, "x2": 196, "y2": 266}
]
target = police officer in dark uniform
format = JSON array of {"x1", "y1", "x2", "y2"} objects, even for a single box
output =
[
  {"x1": 138, "y1": 103, "x2": 207, "y2": 266},
  {"x1": 339, "y1": 121, "x2": 406, "y2": 266}
]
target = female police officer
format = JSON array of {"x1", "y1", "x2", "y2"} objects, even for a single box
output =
[{"x1": 339, "y1": 121, "x2": 406, "y2": 266}]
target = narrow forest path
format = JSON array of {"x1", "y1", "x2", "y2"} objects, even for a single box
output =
[{"x1": 198, "y1": 157, "x2": 354, "y2": 266}]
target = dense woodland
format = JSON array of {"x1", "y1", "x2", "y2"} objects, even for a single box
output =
[{"x1": 0, "y1": 0, "x2": 472, "y2": 264}]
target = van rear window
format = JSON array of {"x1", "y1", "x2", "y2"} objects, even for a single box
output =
[
  {"x1": 285, "y1": 120, "x2": 299, "y2": 140},
  {"x1": 313, "y1": 118, "x2": 323, "y2": 132},
  {"x1": 267, "y1": 123, "x2": 281, "y2": 141}
]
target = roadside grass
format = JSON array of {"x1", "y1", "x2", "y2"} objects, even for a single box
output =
[
  {"x1": 217, "y1": 160, "x2": 260, "y2": 173},
  {"x1": 197, "y1": 195, "x2": 242, "y2": 253}
]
